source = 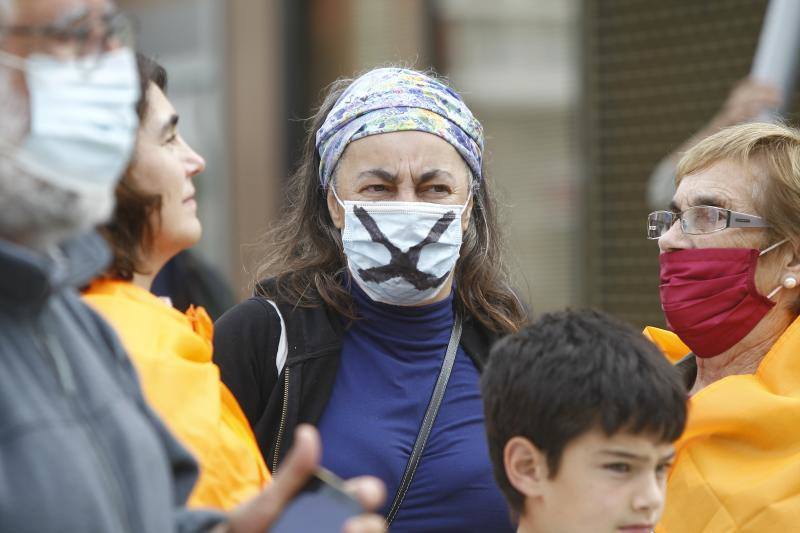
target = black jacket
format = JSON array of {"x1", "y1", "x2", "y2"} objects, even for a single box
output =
[{"x1": 213, "y1": 291, "x2": 499, "y2": 473}]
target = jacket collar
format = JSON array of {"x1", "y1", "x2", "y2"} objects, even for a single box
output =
[
  {"x1": 263, "y1": 277, "x2": 497, "y2": 370},
  {"x1": 0, "y1": 231, "x2": 110, "y2": 313},
  {"x1": 273, "y1": 293, "x2": 495, "y2": 371}
]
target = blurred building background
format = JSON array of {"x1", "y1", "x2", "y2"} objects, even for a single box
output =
[
  {"x1": 583, "y1": 0, "x2": 786, "y2": 327},
  {"x1": 119, "y1": 0, "x2": 794, "y2": 328}
]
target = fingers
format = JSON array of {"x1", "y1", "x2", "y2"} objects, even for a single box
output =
[
  {"x1": 226, "y1": 427, "x2": 385, "y2": 533},
  {"x1": 341, "y1": 514, "x2": 387, "y2": 533},
  {"x1": 226, "y1": 425, "x2": 321, "y2": 532},
  {"x1": 732, "y1": 78, "x2": 782, "y2": 100},
  {"x1": 342, "y1": 476, "x2": 387, "y2": 512},
  {"x1": 269, "y1": 424, "x2": 321, "y2": 499},
  {"x1": 720, "y1": 78, "x2": 783, "y2": 123}
]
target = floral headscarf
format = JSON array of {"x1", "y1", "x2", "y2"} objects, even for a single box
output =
[{"x1": 315, "y1": 67, "x2": 484, "y2": 189}]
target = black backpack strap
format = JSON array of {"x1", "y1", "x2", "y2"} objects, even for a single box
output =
[{"x1": 386, "y1": 313, "x2": 463, "y2": 524}]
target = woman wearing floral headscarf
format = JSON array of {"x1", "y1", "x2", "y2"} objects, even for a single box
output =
[{"x1": 214, "y1": 68, "x2": 525, "y2": 531}]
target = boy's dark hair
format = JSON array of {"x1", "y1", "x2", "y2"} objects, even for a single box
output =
[
  {"x1": 481, "y1": 309, "x2": 687, "y2": 514},
  {"x1": 99, "y1": 53, "x2": 167, "y2": 280}
]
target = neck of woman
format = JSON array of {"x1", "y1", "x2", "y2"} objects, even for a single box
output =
[
  {"x1": 691, "y1": 308, "x2": 795, "y2": 394},
  {"x1": 130, "y1": 248, "x2": 171, "y2": 292},
  {"x1": 131, "y1": 270, "x2": 157, "y2": 292}
]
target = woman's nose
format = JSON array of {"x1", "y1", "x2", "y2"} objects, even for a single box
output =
[
  {"x1": 395, "y1": 187, "x2": 417, "y2": 202},
  {"x1": 185, "y1": 145, "x2": 206, "y2": 178},
  {"x1": 658, "y1": 218, "x2": 689, "y2": 253}
]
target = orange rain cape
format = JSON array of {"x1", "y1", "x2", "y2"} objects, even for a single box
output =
[
  {"x1": 84, "y1": 279, "x2": 270, "y2": 510},
  {"x1": 645, "y1": 319, "x2": 800, "y2": 532}
]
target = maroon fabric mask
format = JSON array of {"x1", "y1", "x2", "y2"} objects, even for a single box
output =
[{"x1": 659, "y1": 248, "x2": 775, "y2": 358}]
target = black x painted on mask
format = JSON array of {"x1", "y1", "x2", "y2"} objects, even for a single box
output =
[{"x1": 353, "y1": 206, "x2": 456, "y2": 291}]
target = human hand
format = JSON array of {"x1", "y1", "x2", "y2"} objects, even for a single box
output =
[
  {"x1": 649, "y1": 78, "x2": 783, "y2": 210},
  {"x1": 216, "y1": 425, "x2": 386, "y2": 533},
  {"x1": 710, "y1": 77, "x2": 782, "y2": 129}
]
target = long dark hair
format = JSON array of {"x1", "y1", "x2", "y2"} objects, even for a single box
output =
[
  {"x1": 254, "y1": 72, "x2": 526, "y2": 334},
  {"x1": 99, "y1": 53, "x2": 166, "y2": 280}
]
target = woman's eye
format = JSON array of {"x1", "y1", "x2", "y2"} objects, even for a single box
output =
[
  {"x1": 164, "y1": 134, "x2": 178, "y2": 145},
  {"x1": 427, "y1": 184, "x2": 450, "y2": 194}
]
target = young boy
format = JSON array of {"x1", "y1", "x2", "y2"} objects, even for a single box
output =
[{"x1": 482, "y1": 309, "x2": 687, "y2": 533}]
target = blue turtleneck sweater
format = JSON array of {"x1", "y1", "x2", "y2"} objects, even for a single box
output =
[{"x1": 317, "y1": 283, "x2": 513, "y2": 532}]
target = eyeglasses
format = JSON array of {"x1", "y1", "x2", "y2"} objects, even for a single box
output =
[
  {"x1": 646, "y1": 205, "x2": 770, "y2": 239},
  {"x1": 0, "y1": 11, "x2": 135, "y2": 62}
]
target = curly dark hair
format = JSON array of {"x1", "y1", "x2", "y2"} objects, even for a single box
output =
[
  {"x1": 98, "y1": 53, "x2": 166, "y2": 280},
  {"x1": 253, "y1": 70, "x2": 526, "y2": 334}
]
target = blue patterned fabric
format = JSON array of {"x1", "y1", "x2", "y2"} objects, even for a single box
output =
[{"x1": 315, "y1": 67, "x2": 484, "y2": 188}]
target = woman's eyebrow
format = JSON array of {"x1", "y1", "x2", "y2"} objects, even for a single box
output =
[
  {"x1": 418, "y1": 169, "x2": 455, "y2": 184},
  {"x1": 688, "y1": 194, "x2": 728, "y2": 209},
  {"x1": 356, "y1": 168, "x2": 396, "y2": 182},
  {"x1": 160, "y1": 114, "x2": 179, "y2": 138}
]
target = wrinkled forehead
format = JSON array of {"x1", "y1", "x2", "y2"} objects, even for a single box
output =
[
  {"x1": 673, "y1": 158, "x2": 766, "y2": 213},
  {"x1": 335, "y1": 130, "x2": 473, "y2": 186},
  {"x1": 10, "y1": 0, "x2": 113, "y2": 26}
]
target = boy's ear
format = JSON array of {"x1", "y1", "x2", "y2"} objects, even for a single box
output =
[{"x1": 504, "y1": 436, "x2": 548, "y2": 498}]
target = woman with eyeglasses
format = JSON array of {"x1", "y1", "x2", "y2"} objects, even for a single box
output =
[{"x1": 644, "y1": 122, "x2": 800, "y2": 532}]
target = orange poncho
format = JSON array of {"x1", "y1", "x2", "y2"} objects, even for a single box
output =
[
  {"x1": 84, "y1": 280, "x2": 270, "y2": 510},
  {"x1": 646, "y1": 319, "x2": 800, "y2": 532}
]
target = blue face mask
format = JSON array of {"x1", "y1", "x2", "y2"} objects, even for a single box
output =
[{"x1": 0, "y1": 48, "x2": 140, "y2": 193}]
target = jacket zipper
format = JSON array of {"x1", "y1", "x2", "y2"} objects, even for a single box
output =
[
  {"x1": 272, "y1": 367, "x2": 291, "y2": 473},
  {"x1": 35, "y1": 323, "x2": 132, "y2": 533}
]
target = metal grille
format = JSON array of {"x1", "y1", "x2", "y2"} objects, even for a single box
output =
[{"x1": 582, "y1": 0, "x2": 771, "y2": 327}]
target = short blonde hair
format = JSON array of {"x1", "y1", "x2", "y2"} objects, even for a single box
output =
[{"x1": 677, "y1": 122, "x2": 800, "y2": 248}]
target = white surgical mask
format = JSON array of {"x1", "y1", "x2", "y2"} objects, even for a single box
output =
[
  {"x1": 0, "y1": 48, "x2": 140, "y2": 195},
  {"x1": 333, "y1": 187, "x2": 470, "y2": 305}
]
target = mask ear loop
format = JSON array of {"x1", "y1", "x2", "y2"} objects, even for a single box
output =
[
  {"x1": 478, "y1": 196, "x2": 490, "y2": 262},
  {"x1": 761, "y1": 238, "x2": 791, "y2": 299},
  {"x1": 767, "y1": 277, "x2": 800, "y2": 299},
  {"x1": 461, "y1": 179, "x2": 486, "y2": 257},
  {"x1": 0, "y1": 49, "x2": 27, "y2": 72},
  {"x1": 329, "y1": 179, "x2": 346, "y2": 209},
  {"x1": 462, "y1": 183, "x2": 475, "y2": 211},
  {"x1": 0, "y1": 51, "x2": 29, "y2": 158},
  {"x1": 759, "y1": 238, "x2": 789, "y2": 256}
]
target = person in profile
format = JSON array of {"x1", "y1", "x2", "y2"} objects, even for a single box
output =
[
  {"x1": 0, "y1": 2, "x2": 384, "y2": 531},
  {"x1": 83, "y1": 53, "x2": 271, "y2": 509}
]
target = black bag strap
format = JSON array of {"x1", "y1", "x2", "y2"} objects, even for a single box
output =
[{"x1": 386, "y1": 312, "x2": 463, "y2": 524}]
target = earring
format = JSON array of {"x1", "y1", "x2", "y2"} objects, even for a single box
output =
[{"x1": 783, "y1": 276, "x2": 798, "y2": 289}]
